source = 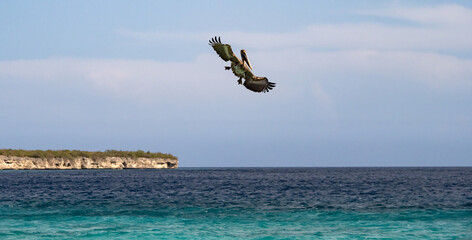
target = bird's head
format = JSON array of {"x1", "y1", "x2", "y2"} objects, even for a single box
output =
[{"x1": 241, "y1": 49, "x2": 252, "y2": 70}]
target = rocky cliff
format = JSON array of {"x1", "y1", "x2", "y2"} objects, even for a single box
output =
[{"x1": 0, "y1": 155, "x2": 178, "y2": 170}]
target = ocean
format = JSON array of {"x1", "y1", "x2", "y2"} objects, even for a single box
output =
[{"x1": 0, "y1": 168, "x2": 471, "y2": 239}]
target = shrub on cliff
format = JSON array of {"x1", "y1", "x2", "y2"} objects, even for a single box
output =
[{"x1": 0, "y1": 149, "x2": 177, "y2": 160}]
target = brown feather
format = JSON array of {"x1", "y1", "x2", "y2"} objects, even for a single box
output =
[
  {"x1": 209, "y1": 36, "x2": 276, "y2": 93},
  {"x1": 209, "y1": 37, "x2": 240, "y2": 63},
  {"x1": 243, "y1": 70, "x2": 275, "y2": 93}
]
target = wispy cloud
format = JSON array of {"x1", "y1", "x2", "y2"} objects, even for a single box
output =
[
  {"x1": 116, "y1": 29, "x2": 208, "y2": 42},
  {"x1": 1, "y1": 49, "x2": 470, "y2": 123},
  {"x1": 363, "y1": 4, "x2": 472, "y2": 25},
  {"x1": 2, "y1": 4, "x2": 471, "y2": 120},
  {"x1": 118, "y1": 4, "x2": 472, "y2": 52},
  {"x1": 0, "y1": 56, "x2": 231, "y2": 102},
  {"x1": 239, "y1": 47, "x2": 471, "y2": 95}
]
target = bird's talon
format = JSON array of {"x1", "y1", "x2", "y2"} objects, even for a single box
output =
[
  {"x1": 225, "y1": 66, "x2": 231, "y2": 70},
  {"x1": 237, "y1": 79, "x2": 242, "y2": 84}
]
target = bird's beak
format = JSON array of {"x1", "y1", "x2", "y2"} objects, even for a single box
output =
[{"x1": 241, "y1": 50, "x2": 253, "y2": 70}]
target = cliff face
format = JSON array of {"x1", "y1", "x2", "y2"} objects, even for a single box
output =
[{"x1": 0, "y1": 156, "x2": 178, "y2": 170}]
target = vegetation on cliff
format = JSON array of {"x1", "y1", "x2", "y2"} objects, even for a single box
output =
[{"x1": 0, "y1": 149, "x2": 177, "y2": 160}]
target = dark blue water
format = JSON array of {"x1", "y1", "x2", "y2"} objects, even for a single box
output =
[{"x1": 1, "y1": 168, "x2": 471, "y2": 239}]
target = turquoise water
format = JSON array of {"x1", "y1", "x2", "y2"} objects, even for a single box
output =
[
  {"x1": 1, "y1": 168, "x2": 471, "y2": 239},
  {"x1": 1, "y1": 208, "x2": 471, "y2": 239}
]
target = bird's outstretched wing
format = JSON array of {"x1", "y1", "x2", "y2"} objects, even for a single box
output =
[
  {"x1": 209, "y1": 36, "x2": 240, "y2": 64},
  {"x1": 244, "y1": 70, "x2": 276, "y2": 93}
]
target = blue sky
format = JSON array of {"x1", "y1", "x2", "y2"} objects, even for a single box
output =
[{"x1": 1, "y1": 1, "x2": 471, "y2": 166}]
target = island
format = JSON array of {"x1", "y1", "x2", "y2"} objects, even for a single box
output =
[{"x1": 0, "y1": 149, "x2": 178, "y2": 170}]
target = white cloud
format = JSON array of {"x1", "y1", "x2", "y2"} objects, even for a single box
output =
[
  {"x1": 221, "y1": 25, "x2": 470, "y2": 51},
  {"x1": 111, "y1": 4, "x2": 472, "y2": 91},
  {"x1": 250, "y1": 49, "x2": 472, "y2": 88},
  {"x1": 1, "y1": 4, "x2": 471, "y2": 120},
  {"x1": 116, "y1": 29, "x2": 208, "y2": 42},
  {"x1": 1, "y1": 49, "x2": 470, "y2": 120},
  {"x1": 0, "y1": 56, "x2": 235, "y2": 103},
  {"x1": 118, "y1": 5, "x2": 472, "y2": 52},
  {"x1": 365, "y1": 4, "x2": 472, "y2": 25}
]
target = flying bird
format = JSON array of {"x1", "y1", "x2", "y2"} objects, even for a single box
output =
[{"x1": 209, "y1": 36, "x2": 275, "y2": 93}]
